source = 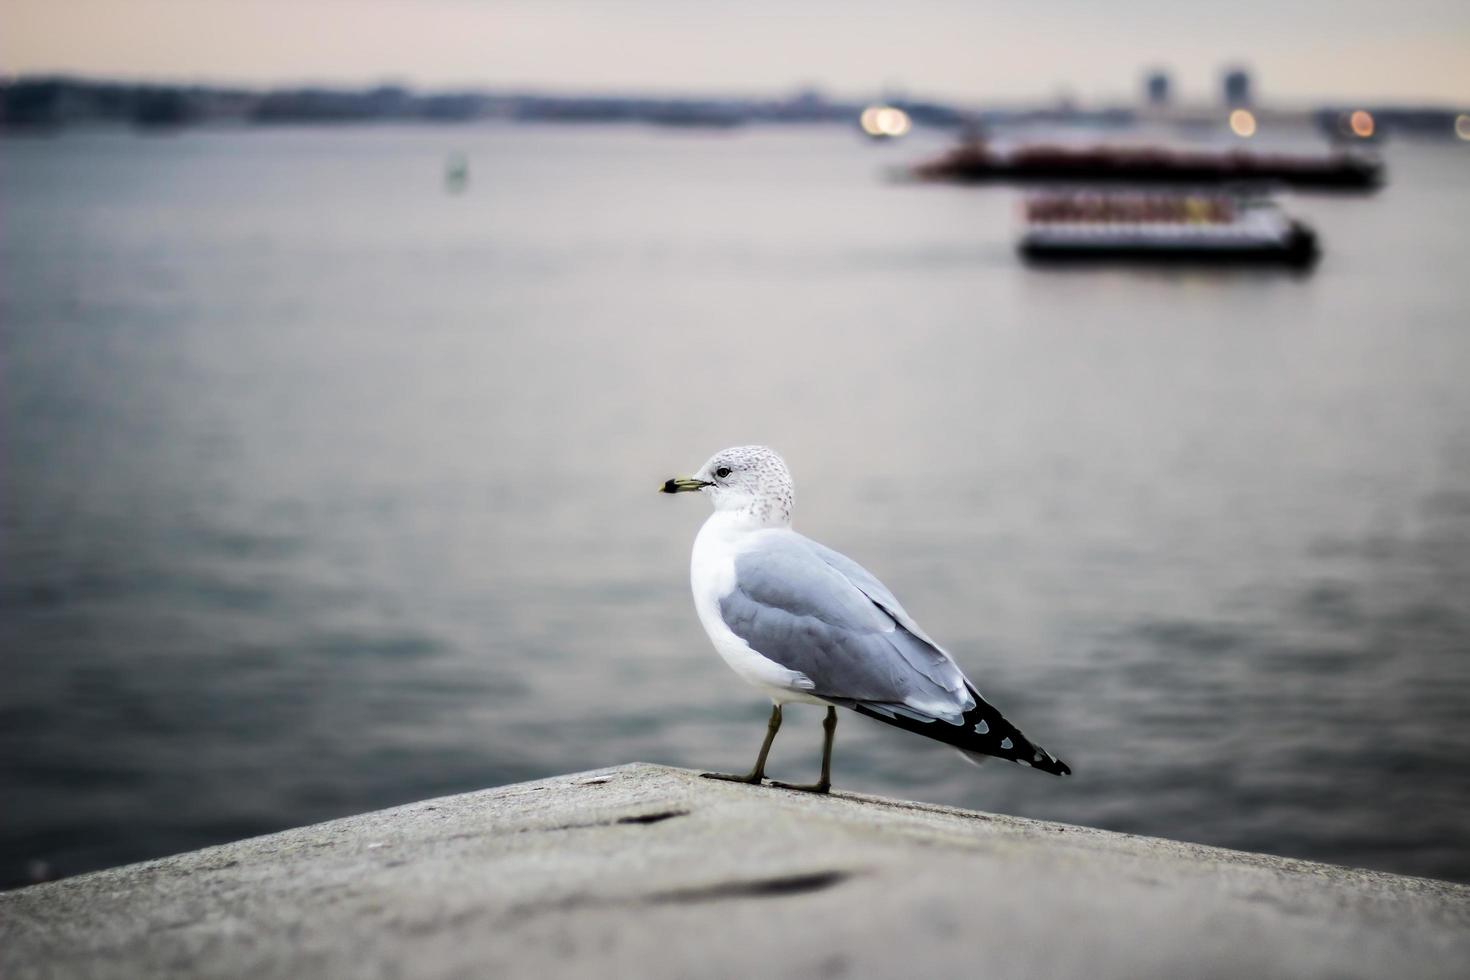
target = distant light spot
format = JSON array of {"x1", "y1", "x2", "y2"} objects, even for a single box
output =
[
  {"x1": 1229, "y1": 108, "x2": 1256, "y2": 138},
  {"x1": 1000, "y1": 737, "x2": 1013, "y2": 750},
  {"x1": 974, "y1": 720, "x2": 989, "y2": 734},
  {"x1": 860, "y1": 104, "x2": 911, "y2": 138}
]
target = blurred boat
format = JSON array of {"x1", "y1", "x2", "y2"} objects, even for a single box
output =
[
  {"x1": 916, "y1": 138, "x2": 1382, "y2": 190},
  {"x1": 1018, "y1": 190, "x2": 1319, "y2": 267}
]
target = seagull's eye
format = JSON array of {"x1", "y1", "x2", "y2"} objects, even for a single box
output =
[{"x1": 715, "y1": 466, "x2": 732, "y2": 479}]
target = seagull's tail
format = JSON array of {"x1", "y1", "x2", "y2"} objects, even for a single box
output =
[{"x1": 841, "y1": 684, "x2": 1072, "y2": 776}]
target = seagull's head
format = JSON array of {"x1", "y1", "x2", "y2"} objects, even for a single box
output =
[{"x1": 660, "y1": 445, "x2": 794, "y2": 526}]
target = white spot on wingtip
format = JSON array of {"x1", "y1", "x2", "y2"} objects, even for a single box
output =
[
  {"x1": 1033, "y1": 750, "x2": 1044, "y2": 762},
  {"x1": 974, "y1": 720, "x2": 989, "y2": 735},
  {"x1": 1016, "y1": 759, "x2": 1031, "y2": 768},
  {"x1": 1000, "y1": 737, "x2": 1013, "y2": 750}
]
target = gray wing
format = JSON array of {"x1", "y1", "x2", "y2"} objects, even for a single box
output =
[
  {"x1": 719, "y1": 532, "x2": 973, "y2": 723},
  {"x1": 800, "y1": 535, "x2": 946, "y2": 649}
]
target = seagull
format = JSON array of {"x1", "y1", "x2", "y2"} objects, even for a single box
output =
[{"x1": 661, "y1": 445, "x2": 1071, "y2": 793}]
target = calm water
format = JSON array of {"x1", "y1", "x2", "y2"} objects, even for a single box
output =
[{"x1": 3, "y1": 126, "x2": 1469, "y2": 888}]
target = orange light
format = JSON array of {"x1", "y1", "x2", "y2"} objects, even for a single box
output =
[
  {"x1": 1349, "y1": 110, "x2": 1374, "y2": 139},
  {"x1": 859, "y1": 104, "x2": 911, "y2": 138},
  {"x1": 1228, "y1": 108, "x2": 1256, "y2": 138}
]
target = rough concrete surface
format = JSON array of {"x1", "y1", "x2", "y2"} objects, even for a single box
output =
[{"x1": 3, "y1": 763, "x2": 1467, "y2": 979}]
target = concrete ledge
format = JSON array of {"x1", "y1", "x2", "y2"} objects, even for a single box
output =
[{"x1": 4, "y1": 763, "x2": 1467, "y2": 979}]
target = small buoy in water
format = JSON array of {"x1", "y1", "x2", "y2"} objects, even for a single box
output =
[{"x1": 444, "y1": 152, "x2": 469, "y2": 194}]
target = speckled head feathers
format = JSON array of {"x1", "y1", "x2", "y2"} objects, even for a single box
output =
[{"x1": 694, "y1": 446, "x2": 794, "y2": 526}]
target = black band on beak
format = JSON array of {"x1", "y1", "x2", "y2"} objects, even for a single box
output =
[{"x1": 660, "y1": 477, "x2": 710, "y2": 494}]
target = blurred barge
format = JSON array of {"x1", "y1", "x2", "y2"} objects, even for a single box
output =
[
  {"x1": 1018, "y1": 191, "x2": 1320, "y2": 268},
  {"x1": 917, "y1": 140, "x2": 1382, "y2": 190}
]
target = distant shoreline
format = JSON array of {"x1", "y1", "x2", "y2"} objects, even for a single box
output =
[{"x1": 4, "y1": 74, "x2": 1465, "y2": 139}]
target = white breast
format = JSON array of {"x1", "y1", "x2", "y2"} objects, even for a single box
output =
[{"x1": 690, "y1": 514, "x2": 823, "y2": 705}]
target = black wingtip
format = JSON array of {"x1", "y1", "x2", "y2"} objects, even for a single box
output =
[{"x1": 1026, "y1": 753, "x2": 1072, "y2": 777}]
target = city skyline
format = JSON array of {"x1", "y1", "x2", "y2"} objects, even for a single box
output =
[{"x1": 4, "y1": 0, "x2": 1470, "y2": 105}]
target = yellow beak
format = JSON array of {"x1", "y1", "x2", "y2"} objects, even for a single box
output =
[{"x1": 660, "y1": 476, "x2": 710, "y2": 494}]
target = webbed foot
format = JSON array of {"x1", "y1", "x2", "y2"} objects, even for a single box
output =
[
  {"x1": 700, "y1": 771, "x2": 763, "y2": 784},
  {"x1": 769, "y1": 779, "x2": 831, "y2": 794}
]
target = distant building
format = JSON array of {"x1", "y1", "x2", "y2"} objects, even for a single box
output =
[
  {"x1": 1144, "y1": 70, "x2": 1171, "y2": 107},
  {"x1": 1223, "y1": 67, "x2": 1252, "y2": 107}
]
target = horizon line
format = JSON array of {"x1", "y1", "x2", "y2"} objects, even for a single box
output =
[{"x1": 6, "y1": 71, "x2": 1467, "y2": 113}]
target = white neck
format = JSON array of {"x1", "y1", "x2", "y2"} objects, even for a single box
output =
[{"x1": 702, "y1": 506, "x2": 786, "y2": 538}]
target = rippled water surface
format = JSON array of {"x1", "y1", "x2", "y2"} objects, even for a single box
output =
[{"x1": 3, "y1": 126, "x2": 1469, "y2": 887}]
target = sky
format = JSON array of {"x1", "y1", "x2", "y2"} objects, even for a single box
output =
[{"x1": 4, "y1": 0, "x2": 1469, "y2": 105}]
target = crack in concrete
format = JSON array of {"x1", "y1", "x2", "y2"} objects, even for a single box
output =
[{"x1": 645, "y1": 870, "x2": 853, "y2": 903}]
